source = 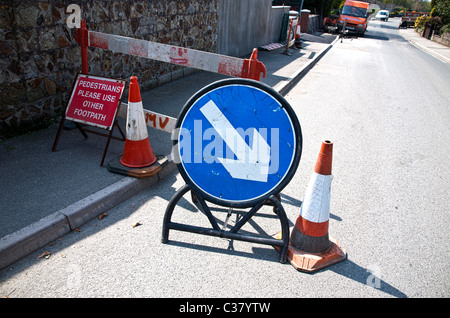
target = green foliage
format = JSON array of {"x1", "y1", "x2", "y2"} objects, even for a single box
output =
[
  {"x1": 390, "y1": 0, "x2": 430, "y2": 12},
  {"x1": 434, "y1": 0, "x2": 450, "y2": 24},
  {"x1": 439, "y1": 23, "x2": 450, "y2": 35},
  {"x1": 414, "y1": 14, "x2": 429, "y2": 29},
  {"x1": 414, "y1": 14, "x2": 442, "y2": 29},
  {"x1": 428, "y1": 0, "x2": 450, "y2": 34}
]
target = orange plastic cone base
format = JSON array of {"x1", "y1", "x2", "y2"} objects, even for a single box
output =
[
  {"x1": 120, "y1": 138, "x2": 157, "y2": 168},
  {"x1": 274, "y1": 232, "x2": 346, "y2": 273}
]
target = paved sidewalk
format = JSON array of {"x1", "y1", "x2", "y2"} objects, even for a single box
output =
[
  {"x1": 399, "y1": 27, "x2": 450, "y2": 63},
  {"x1": 0, "y1": 33, "x2": 338, "y2": 270}
]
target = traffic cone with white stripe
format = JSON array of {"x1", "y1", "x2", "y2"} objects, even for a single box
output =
[
  {"x1": 108, "y1": 76, "x2": 167, "y2": 178},
  {"x1": 120, "y1": 76, "x2": 157, "y2": 168},
  {"x1": 277, "y1": 140, "x2": 346, "y2": 272}
]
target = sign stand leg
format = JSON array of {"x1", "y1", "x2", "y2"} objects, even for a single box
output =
[
  {"x1": 100, "y1": 120, "x2": 125, "y2": 166},
  {"x1": 161, "y1": 184, "x2": 289, "y2": 263},
  {"x1": 74, "y1": 122, "x2": 89, "y2": 139},
  {"x1": 52, "y1": 116, "x2": 66, "y2": 152},
  {"x1": 52, "y1": 115, "x2": 125, "y2": 166},
  {"x1": 52, "y1": 113, "x2": 89, "y2": 153}
]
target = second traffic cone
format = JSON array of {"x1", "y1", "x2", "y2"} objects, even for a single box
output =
[
  {"x1": 120, "y1": 76, "x2": 157, "y2": 168},
  {"x1": 275, "y1": 140, "x2": 346, "y2": 272},
  {"x1": 291, "y1": 140, "x2": 334, "y2": 253}
]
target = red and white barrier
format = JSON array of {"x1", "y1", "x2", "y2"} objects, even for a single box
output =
[
  {"x1": 282, "y1": 15, "x2": 299, "y2": 55},
  {"x1": 90, "y1": 32, "x2": 244, "y2": 78},
  {"x1": 74, "y1": 20, "x2": 267, "y2": 134},
  {"x1": 75, "y1": 20, "x2": 266, "y2": 81},
  {"x1": 117, "y1": 103, "x2": 176, "y2": 133}
]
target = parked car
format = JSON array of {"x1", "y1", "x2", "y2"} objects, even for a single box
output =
[{"x1": 375, "y1": 10, "x2": 389, "y2": 21}]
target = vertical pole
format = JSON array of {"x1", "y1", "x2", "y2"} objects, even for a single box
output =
[
  {"x1": 75, "y1": 20, "x2": 89, "y2": 74},
  {"x1": 282, "y1": 18, "x2": 293, "y2": 56},
  {"x1": 340, "y1": 18, "x2": 347, "y2": 43}
]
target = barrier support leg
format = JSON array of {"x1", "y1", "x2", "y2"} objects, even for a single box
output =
[
  {"x1": 242, "y1": 49, "x2": 266, "y2": 81},
  {"x1": 75, "y1": 20, "x2": 89, "y2": 74},
  {"x1": 282, "y1": 19, "x2": 294, "y2": 56},
  {"x1": 161, "y1": 184, "x2": 289, "y2": 263}
]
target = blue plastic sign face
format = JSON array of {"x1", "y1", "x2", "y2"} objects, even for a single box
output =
[{"x1": 174, "y1": 79, "x2": 301, "y2": 207}]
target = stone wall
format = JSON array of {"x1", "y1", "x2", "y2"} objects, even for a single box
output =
[
  {"x1": 0, "y1": 0, "x2": 219, "y2": 138},
  {"x1": 431, "y1": 31, "x2": 450, "y2": 47}
]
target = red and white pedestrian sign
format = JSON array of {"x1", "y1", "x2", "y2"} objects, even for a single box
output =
[{"x1": 65, "y1": 74, "x2": 126, "y2": 130}]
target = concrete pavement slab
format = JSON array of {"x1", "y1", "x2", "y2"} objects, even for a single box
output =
[{"x1": 399, "y1": 28, "x2": 450, "y2": 63}]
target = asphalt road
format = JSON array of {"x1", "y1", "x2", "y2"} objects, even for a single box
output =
[{"x1": 1, "y1": 18, "x2": 449, "y2": 299}]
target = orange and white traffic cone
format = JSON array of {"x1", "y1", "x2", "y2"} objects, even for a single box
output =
[
  {"x1": 120, "y1": 76, "x2": 157, "y2": 168},
  {"x1": 107, "y1": 76, "x2": 166, "y2": 178},
  {"x1": 276, "y1": 140, "x2": 346, "y2": 272}
]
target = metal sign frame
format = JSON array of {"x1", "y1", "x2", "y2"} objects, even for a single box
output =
[
  {"x1": 161, "y1": 183, "x2": 291, "y2": 263},
  {"x1": 52, "y1": 73, "x2": 126, "y2": 166}
]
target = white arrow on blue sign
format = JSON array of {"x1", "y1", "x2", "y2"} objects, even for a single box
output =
[
  {"x1": 200, "y1": 99, "x2": 271, "y2": 182},
  {"x1": 174, "y1": 79, "x2": 301, "y2": 207}
]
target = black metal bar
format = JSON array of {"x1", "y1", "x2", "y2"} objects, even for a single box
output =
[
  {"x1": 165, "y1": 222, "x2": 285, "y2": 247},
  {"x1": 161, "y1": 184, "x2": 290, "y2": 263},
  {"x1": 267, "y1": 194, "x2": 289, "y2": 263},
  {"x1": 192, "y1": 189, "x2": 220, "y2": 231},
  {"x1": 161, "y1": 184, "x2": 191, "y2": 244},
  {"x1": 229, "y1": 200, "x2": 265, "y2": 233}
]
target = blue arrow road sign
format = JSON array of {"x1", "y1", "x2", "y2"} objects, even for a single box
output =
[{"x1": 174, "y1": 79, "x2": 302, "y2": 207}]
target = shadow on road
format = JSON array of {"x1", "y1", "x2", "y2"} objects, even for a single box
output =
[{"x1": 331, "y1": 258, "x2": 408, "y2": 297}]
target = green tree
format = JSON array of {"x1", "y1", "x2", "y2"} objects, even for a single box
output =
[
  {"x1": 434, "y1": 0, "x2": 450, "y2": 24},
  {"x1": 413, "y1": 0, "x2": 431, "y2": 11}
]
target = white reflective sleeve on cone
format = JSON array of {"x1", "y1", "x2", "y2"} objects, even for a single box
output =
[
  {"x1": 126, "y1": 101, "x2": 148, "y2": 141},
  {"x1": 300, "y1": 172, "x2": 333, "y2": 223}
]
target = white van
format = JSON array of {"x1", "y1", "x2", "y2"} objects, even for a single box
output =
[{"x1": 375, "y1": 10, "x2": 389, "y2": 21}]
